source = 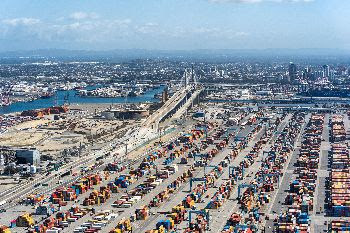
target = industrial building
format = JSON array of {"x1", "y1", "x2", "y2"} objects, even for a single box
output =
[
  {"x1": 101, "y1": 108, "x2": 150, "y2": 120},
  {"x1": 0, "y1": 147, "x2": 40, "y2": 166}
]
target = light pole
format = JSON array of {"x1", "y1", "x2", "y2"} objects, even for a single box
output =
[
  {"x1": 158, "y1": 127, "x2": 163, "y2": 144},
  {"x1": 120, "y1": 143, "x2": 127, "y2": 164}
]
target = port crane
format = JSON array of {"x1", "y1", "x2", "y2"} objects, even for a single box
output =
[
  {"x1": 237, "y1": 183, "x2": 257, "y2": 198},
  {"x1": 189, "y1": 177, "x2": 207, "y2": 191},
  {"x1": 188, "y1": 210, "x2": 210, "y2": 229}
]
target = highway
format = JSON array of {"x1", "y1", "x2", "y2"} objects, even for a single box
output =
[{"x1": 143, "y1": 85, "x2": 195, "y2": 129}]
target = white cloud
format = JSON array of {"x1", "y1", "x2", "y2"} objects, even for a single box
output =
[
  {"x1": 69, "y1": 12, "x2": 98, "y2": 20},
  {"x1": 194, "y1": 27, "x2": 220, "y2": 33},
  {"x1": 0, "y1": 13, "x2": 134, "y2": 44},
  {"x1": 0, "y1": 13, "x2": 249, "y2": 47},
  {"x1": 173, "y1": 27, "x2": 249, "y2": 40},
  {"x1": 0, "y1": 18, "x2": 44, "y2": 42},
  {"x1": 135, "y1": 22, "x2": 159, "y2": 34},
  {"x1": 47, "y1": 18, "x2": 133, "y2": 43},
  {"x1": 227, "y1": 31, "x2": 250, "y2": 39},
  {"x1": 2, "y1": 18, "x2": 41, "y2": 26},
  {"x1": 233, "y1": 31, "x2": 249, "y2": 37}
]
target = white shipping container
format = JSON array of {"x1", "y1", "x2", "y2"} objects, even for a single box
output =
[{"x1": 46, "y1": 230, "x2": 59, "y2": 233}]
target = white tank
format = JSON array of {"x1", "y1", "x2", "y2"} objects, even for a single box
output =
[
  {"x1": 30, "y1": 165, "x2": 37, "y2": 174},
  {"x1": 0, "y1": 154, "x2": 4, "y2": 166}
]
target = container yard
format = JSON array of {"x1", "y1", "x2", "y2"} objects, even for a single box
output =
[{"x1": 1, "y1": 99, "x2": 350, "y2": 233}]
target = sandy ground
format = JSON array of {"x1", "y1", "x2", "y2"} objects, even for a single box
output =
[
  {"x1": 0, "y1": 103, "x2": 132, "y2": 156},
  {"x1": 0, "y1": 119, "x2": 51, "y2": 147},
  {"x1": 37, "y1": 133, "x2": 86, "y2": 153},
  {"x1": 12, "y1": 119, "x2": 50, "y2": 131},
  {"x1": 0, "y1": 131, "x2": 47, "y2": 147}
]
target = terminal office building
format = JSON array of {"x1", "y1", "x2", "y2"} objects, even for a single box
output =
[{"x1": 0, "y1": 147, "x2": 40, "y2": 166}]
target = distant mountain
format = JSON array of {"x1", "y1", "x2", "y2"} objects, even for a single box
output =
[{"x1": 0, "y1": 48, "x2": 349, "y2": 63}]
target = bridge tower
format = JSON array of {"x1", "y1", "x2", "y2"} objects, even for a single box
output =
[
  {"x1": 191, "y1": 64, "x2": 194, "y2": 84},
  {"x1": 185, "y1": 69, "x2": 190, "y2": 88}
]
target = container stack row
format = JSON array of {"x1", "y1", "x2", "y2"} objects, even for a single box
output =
[
  {"x1": 277, "y1": 114, "x2": 324, "y2": 233},
  {"x1": 330, "y1": 115, "x2": 346, "y2": 142}
]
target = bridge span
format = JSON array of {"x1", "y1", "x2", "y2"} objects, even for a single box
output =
[{"x1": 143, "y1": 85, "x2": 202, "y2": 130}]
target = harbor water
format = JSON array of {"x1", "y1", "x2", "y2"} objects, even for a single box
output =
[{"x1": 0, "y1": 86, "x2": 165, "y2": 115}]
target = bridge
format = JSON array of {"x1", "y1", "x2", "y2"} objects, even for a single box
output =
[{"x1": 143, "y1": 67, "x2": 203, "y2": 131}]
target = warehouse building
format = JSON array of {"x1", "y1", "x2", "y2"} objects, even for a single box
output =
[
  {"x1": 15, "y1": 148, "x2": 40, "y2": 166},
  {"x1": 0, "y1": 147, "x2": 40, "y2": 166}
]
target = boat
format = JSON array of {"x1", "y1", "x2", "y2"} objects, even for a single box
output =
[
  {"x1": 40, "y1": 92, "x2": 54, "y2": 99},
  {"x1": 0, "y1": 99, "x2": 10, "y2": 107},
  {"x1": 127, "y1": 90, "x2": 137, "y2": 97}
]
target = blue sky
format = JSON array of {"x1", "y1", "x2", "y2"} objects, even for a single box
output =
[{"x1": 0, "y1": 0, "x2": 349, "y2": 51}]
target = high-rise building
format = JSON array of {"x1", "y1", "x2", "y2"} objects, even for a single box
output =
[
  {"x1": 302, "y1": 69, "x2": 307, "y2": 80},
  {"x1": 315, "y1": 71, "x2": 324, "y2": 79},
  {"x1": 288, "y1": 62, "x2": 297, "y2": 82},
  {"x1": 303, "y1": 67, "x2": 310, "y2": 80},
  {"x1": 330, "y1": 70, "x2": 335, "y2": 81},
  {"x1": 304, "y1": 66, "x2": 314, "y2": 80},
  {"x1": 323, "y1": 65, "x2": 330, "y2": 77}
]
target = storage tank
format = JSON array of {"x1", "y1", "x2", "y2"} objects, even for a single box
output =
[
  {"x1": 0, "y1": 154, "x2": 4, "y2": 166},
  {"x1": 30, "y1": 165, "x2": 37, "y2": 174}
]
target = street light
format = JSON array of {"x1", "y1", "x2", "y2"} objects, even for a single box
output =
[{"x1": 158, "y1": 127, "x2": 163, "y2": 144}]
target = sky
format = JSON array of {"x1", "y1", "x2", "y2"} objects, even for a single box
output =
[{"x1": 0, "y1": 0, "x2": 349, "y2": 51}]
